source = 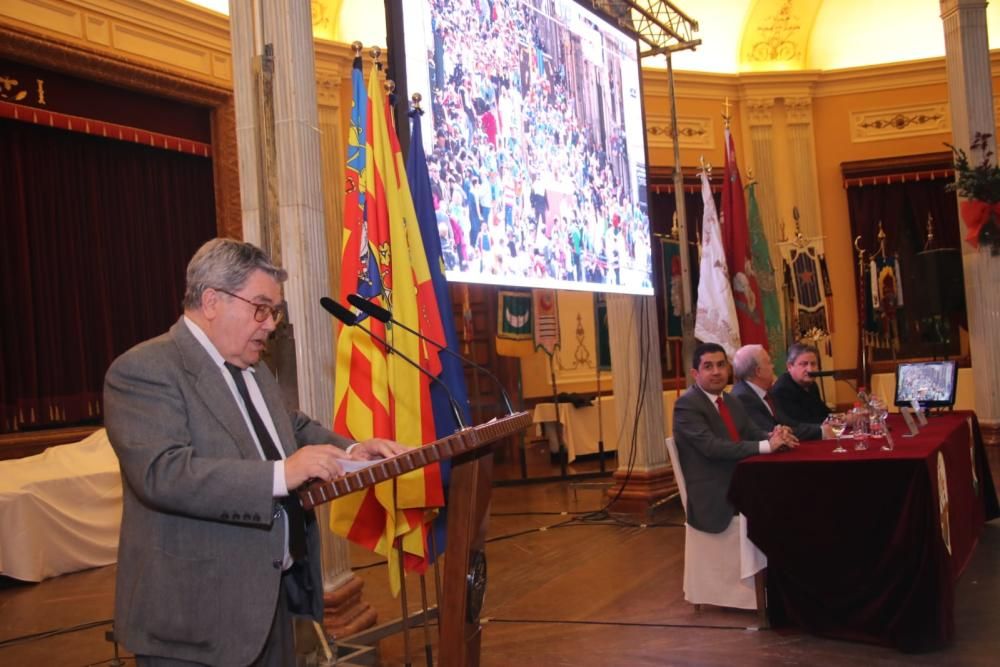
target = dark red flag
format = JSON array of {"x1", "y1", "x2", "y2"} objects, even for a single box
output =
[{"x1": 722, "y1": 127, "x2": 768, "y2": 347}]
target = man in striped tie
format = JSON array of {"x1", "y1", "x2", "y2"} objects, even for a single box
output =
[{"x1": 672, "y1": 342, "x2": 798, "y2": 535}]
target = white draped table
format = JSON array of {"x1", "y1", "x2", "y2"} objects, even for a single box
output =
[{"x1": 0, "y1": 429, "x2": 122, "y2": 582}]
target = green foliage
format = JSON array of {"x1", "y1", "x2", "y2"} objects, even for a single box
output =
[{"x1": 946, "y1": 132, "x2": 1000, "y2": 202}]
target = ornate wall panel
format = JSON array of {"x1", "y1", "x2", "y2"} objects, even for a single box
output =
[
  {"x1": 645, "y1": 113, "x2": 714, "y2": 150},
  {"x1": 849, "y1": 103, "x2": 951, "y2": 142}
]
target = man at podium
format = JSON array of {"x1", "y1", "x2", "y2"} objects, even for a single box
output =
[{"x1": 104, "y1": 238, "x2": 404, "y2": 666}]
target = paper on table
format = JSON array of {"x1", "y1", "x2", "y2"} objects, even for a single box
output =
[{"x1": 338, "y1": 458, "x2": 381, "y2": 474}]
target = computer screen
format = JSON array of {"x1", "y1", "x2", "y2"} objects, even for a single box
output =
[
  {"x1": 894, "y1": 360, "x2": 958, "y2": 409},
  {"x1": 394, "y1": 0, "x2": 653, "y2": 295}
]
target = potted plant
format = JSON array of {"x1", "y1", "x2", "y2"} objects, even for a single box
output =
[{"x1": 947, "y1": 131, "x2": 1000, "y2": 255}]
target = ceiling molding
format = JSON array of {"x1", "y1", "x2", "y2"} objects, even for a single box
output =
[{"x1": 740, "y1": 0, "x2": 822, "y2": 72}]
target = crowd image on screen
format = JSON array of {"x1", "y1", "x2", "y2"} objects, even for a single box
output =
[
  {"x1": 898, "y1": 363, "x2": 955, "y2": 403},
  {"x1": 421, "y1": 0, "x2": 652, "y2": 291}
]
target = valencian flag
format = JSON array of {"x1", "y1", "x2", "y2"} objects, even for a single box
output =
[
  {"x1": 746, "y1": 182, "x2": 785, "y2": 365},
  {"x1": 406, "y1": 102, "x2": 473, "y2": 563},
  {"x1": 721, "y1": 127, "x2": 768, "y2": 347},
  {"x1": 331, "y1": 62, "x2": 445, "y2": 594},
  {"x1": 694, "y1": 170, "x2": 741, "y2": 358}
]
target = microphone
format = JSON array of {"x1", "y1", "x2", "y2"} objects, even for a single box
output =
[
  {"x1": 808, "y1": 370, "x2": 854, "y2": 380},
  {"x1": 347, "y1": 293, "x2": 516, "y2": 415},
  {"x1": 320, "y1": 297, "x2": 467, "y2": 430}
]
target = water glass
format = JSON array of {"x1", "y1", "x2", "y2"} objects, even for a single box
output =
[
  {"x1": 852, "y1": 413, "x2": 869, "y2": 451},
  {"x1": 824, "y1": 413, "x2": 847, "y2": 454}
]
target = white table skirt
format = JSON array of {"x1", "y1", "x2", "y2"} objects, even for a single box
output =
[{"x1": 0, "y1": 429, "x2": 121, "y2": 582}]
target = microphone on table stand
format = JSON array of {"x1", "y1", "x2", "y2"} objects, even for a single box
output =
[
  {"x1": 320, "y1": 297, "x2": 467, "y2": 431},
  {"x1": 347, "y1": 293, "x2": 516, "y2": 416},
  {"x1": 808, "y1": 369, "x2": 859, "y2": 394}
]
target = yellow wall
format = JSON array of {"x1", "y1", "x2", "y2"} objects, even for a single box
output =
[{"x1": 3, "y1": 0, "x2": 991, "y2": 405}]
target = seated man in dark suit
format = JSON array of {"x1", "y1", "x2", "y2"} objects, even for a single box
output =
[
  {"x1": 769, "y1": 342, "x2": 832, "y2": 427},
  {"x1": 673, "y1": 342, "x2": 798, "y2": 534},
  {"x1": 731, "y1": 344, "x2": 831, "y2": 441}
]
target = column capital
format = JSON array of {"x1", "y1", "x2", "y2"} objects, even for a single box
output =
[
  {"x1": 745, "y1": 97, "x2": 776, "y2": 126},
  {"x1": 316, "y1": 69, "x2": 342, "y2": 108},
  {"x1": 785, "y1": 96, "x2": 814, "y2": 125},
  {"x1": 940, "y1": 0, "x2": 989, "y2": 17}
]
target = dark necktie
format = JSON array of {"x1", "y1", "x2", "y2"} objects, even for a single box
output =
[
  {"x1": 763, "y1": 392, "x2": 777, "y2": 417},
  {"x1": 225, "y1": 362, "x2": 306, "y2": 561},
  {"x1": 716, "y1": 396, "x2": 741, "y2": 442}
]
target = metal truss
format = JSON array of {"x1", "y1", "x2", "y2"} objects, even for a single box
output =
[{"x1": 590, "y1": 0, "x2": 701, "y2": 57}]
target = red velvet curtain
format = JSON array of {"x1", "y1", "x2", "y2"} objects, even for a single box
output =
[
  {"x1": 845, "y1": 177, "x2": 964, "y2": 362},
  {"x1": 0, "y1": 118, "x2": 217, "y2": 434}
]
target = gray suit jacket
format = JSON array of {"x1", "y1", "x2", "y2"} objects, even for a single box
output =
[
  {"x1": 731, "y1": 379, "x2": 823, "y2": 441},
  {"x1": 672, "y1": 386, "x2": 767, "y2": 533},
  {"x1": 104, "y1": 317, "x2": 352, "y2": 666}
]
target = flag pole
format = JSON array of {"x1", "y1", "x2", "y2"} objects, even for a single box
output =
[{"x1": 666, "y1": 49, "x2": 695, "y2": 386}]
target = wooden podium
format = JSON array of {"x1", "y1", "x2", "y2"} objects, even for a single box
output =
[{"x1": 298, "y1": 411, "x2": 531, "y2": 666}]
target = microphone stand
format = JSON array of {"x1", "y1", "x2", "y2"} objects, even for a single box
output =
[
  {"x1": 347, "y1": 294, "x2": 515, "y2": 415},
  {"x1": 321, "y1": 298, "x2": 467, "y2": 431}
]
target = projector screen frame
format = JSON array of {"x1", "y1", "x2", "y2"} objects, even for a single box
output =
[{"x1": 384, "y1": 0, "x2": 655, "y2": 296}]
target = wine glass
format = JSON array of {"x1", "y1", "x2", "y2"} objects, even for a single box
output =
[{"x1": 825, "y1": 413, "x2": 847, "y2": 454}]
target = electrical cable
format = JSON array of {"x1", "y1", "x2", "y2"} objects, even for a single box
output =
[
  {"x1": 0, "y1": 618, "x2": 112, "y2": 648},
  {"x1": 586, "y1": 297, "x2": 654, "y2": 522},
  {"x1": 483, "y1": 617, "x2": 758, "y2": 631},
  {"x1": 349, "y1": 509, "x2": 684, "y2": 573}
]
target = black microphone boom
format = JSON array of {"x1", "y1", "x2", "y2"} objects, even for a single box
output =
[
  {"x1": 320, "y1": 297, "x2": 467, "y2": 430},
  {"x1": 320, "y1": 296, "x2": 356, "y2": 326},
  {"x1": 808, "y1": 369, "x2": 854, "y2": 380},
  {"x1": 348, "y1": 293, "x2": 516, "y2": 415}
]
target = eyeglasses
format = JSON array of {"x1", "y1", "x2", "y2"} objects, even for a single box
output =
[{"x1": 215, "y1": 288, "x2": 286, "y2": 324}]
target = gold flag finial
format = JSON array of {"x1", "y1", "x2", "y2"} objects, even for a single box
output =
[
  {"x1": 370, "y1": 45, "x2": 382, "y2": 66},
  {"x1": 411, "y1": 92, "x2": 423, "y2": 111},
  {"x1": 722, "y1": 96, "x2": 732, "y2": 128},
  {"x1": 352, "y1": 41, "x2": 363, "y2": 57}
]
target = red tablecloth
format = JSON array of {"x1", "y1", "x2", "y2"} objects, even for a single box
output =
[{"x1": 729, "y1": 411, "x2": 999, "y2": 652}]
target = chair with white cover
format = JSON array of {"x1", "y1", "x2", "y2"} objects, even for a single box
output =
[{"x1": 665, "y1": 437, "x2": 766, "y2": 617}]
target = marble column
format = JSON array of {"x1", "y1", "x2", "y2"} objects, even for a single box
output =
[
  {"x1": 228, "y1": 0, "x2": 373, "y2": 635},
  {"x1": 604, "y1": 294, "x2": 676, "y2": 513},
  {"x1": 941, "y1": 0, "x2": 1000, "y2": 444}
]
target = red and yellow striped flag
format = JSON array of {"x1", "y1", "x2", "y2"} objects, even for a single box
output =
[{"x1": 331, "y1": 63, "x2": 445, "y2": 594}]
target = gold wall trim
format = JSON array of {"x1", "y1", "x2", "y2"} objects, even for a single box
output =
[
  {"x1": 849, "y1": 103, "x2": 950, "y2": 143},
  {"x1": 0, "y1": 0, "x2": 232, "y2": 83},
  {"x1": 645, "y1": 114, "x2": 714, "y2": 150}
]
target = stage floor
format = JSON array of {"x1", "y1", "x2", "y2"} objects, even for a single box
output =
[{"x1": 2, "y1": 477, "x2": 999, "y2": 666}]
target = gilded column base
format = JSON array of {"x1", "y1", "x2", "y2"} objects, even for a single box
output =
[
  {"x1": 322, "y1": 575, "x2": 377, "y2": 638},
  {"x1": 605, "y1": 465, "x2": 678, "y2": 514}
]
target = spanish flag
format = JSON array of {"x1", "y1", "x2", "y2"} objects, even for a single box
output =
[{"x1": 330, "y1": 60, "x2": 445, "y2": 594}]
